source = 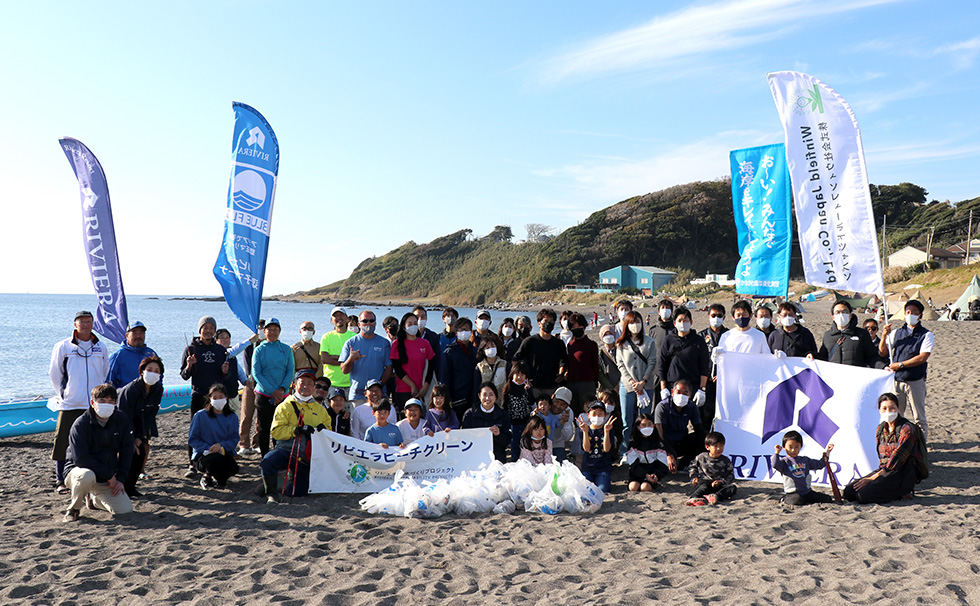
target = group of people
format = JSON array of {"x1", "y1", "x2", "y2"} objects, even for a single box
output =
[{"x1": 49, "y1": 296, "x2": 933, "y2": 520}]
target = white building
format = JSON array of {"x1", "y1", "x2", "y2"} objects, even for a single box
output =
[{"x1": 886, "y1": 246, "x2": 961, "y2": 269}]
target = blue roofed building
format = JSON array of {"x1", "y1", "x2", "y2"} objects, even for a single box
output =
[{"x1": 598, "y1": 265, "x2": 676, "y2": 295}]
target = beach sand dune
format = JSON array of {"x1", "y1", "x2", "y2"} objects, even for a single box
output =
[{"x1": 3, "y1": 306, "x2": 979, "y2": 604}]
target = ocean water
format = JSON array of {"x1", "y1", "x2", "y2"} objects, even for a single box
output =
[{"x1": 0, "y1": 294, "x2": 519, "y2": 400}]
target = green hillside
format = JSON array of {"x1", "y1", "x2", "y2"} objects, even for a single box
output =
[{"x1": 303, "y1": 181, "x2": 980, "y2": 305}]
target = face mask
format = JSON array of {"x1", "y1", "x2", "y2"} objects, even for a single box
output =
[
  {"x1": 590, "y1": 416, "x2": 605, "y2": 426},
  {"x1": 531, "y1": 435, "x2": 545, "y2": 441},
  {"x1": 211, "y1": 398, "x2": 227, "y2": 411},
  {"x1": 417, "y1": 318, "x2": 426, "y2": 330},
  {"x1": 672, "y1": 393, "x2": 689, "y2": 407},
  {"x1": 541, "y1": 321, "x2": 555, "y2": 333},
  {"x1": 880, "y1": 410, "x2": 898, "y2": 424},
  {"x1": 628, "y1": 323, "x2": 642, "y2": 335},
  {"x1": 834, "y1": 313, "x2": 850, "y2": 327},
  {"x1": 617, "y1": 309, "x2": 627, "y2": 320},
  {"x1": 756, "y1": 317, "x2": 771, "y2": 329},
  {"x1": 560, "y1": 319, "x2": 569, "y2": 330},
  {"x1": 639, "y1": 426, "x2": 655, "y2": 437},
  {"x1": 301, "y1": 330, "x2": 314, "y2": 340},
  {"x1": 571, "y1": 327, "x2": 585, "y2": 339},
  {"x1": 905, "y1": 314, "x2": 920, "y2": 326},
  {"x1": 95, "y1": 402, "x2": 115, "y2": 418},
  {"x1": 659, "y1": 308, "x2": 672, "y2": 321},
  {"x1": 675, "y1": 321, "x2": 691, "y2": 334},
  {"x1": 361, "y1": 324, "x2": 375, "y2": 335},
  {"x1": 485, "y1": 347, "x2": 497, "y2": 358},
  {"x1": 780, "y1": 316, "x2": 796, "y2": 327},
  {"x1": 456, "y1": 330, "x2": 472, "y2": 342},
  {"x1": 444, "y1": 317, "x2": 456, "y2": 329},
  {"x1": 604, "y1": 403, "x2": 615, "y2": 413},
  {"x1": 602, "y1": 334, "x2": 616, "y2": 345},
  {"x1": 502, "y1": 326, "x2": 514, "y2": 337},
  {"x1": 709, "y1": 316, "x2": 724, "y2": 328},
  {"x1": 142, "y1": 370, "x2": 161, "y2": 385},
  {"x1": 734, "y1": 317, "x2": 750, "y2": 329},
  {"x1": 405, "y1": 325, "x2": 419, "y2": 336},
  {"x1": 476, "y1": 319, "x2": 490, "y2": 331},
  {"x1": 295, "y1": 393, "x2": 314, "y2": 402}
]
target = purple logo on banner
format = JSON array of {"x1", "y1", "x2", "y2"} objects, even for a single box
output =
[
  {"x1": 59, "y1": 138, "x2": 129, "y2": 344},
  {"x1": 762, "y1": 369, "x2": 838, "y2": 447}
]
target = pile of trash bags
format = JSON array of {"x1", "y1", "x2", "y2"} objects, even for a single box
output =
[{"x1": 359, "y1": 459, "x2": 604, "y2": 518}]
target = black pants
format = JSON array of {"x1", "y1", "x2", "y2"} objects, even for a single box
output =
[
  {"x1": 667, "y1": 430, "x2": 707, "y2": 472},
  {"x1": 700, "y1": 380, "x2": 718, "y2": 430},
  {"x1": 784, "y1": 490, "x2": 834, "y2": 506},
  {"x1": 843, "y1": 464, "x2": 916, "y2": 504},
  {"x1": 187, "y1": 393, "x2": 208, "y2": 464},
  {"x1": 391, "y1": 391, "x2": 411, "y2": 415},
  {"x1": 126, "y1": 441, "x2": 150, "y2": 495},
  {"x1": 194, "y1": 452, "x2": 240, "y2": 486},
  {"x1": 691, "y1": 481, "x2": 737, "y2": 502},
  {"x1": 256, "y1": 393, "x2": 277, "y2": 455}
]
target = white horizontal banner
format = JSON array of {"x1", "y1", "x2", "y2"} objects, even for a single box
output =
[
  {"x1": 309, "y1": 429, "x2": 494, "y2": 493},
  {"x1": 716, "y1": 351, "x2": 894, "y2": 486}
]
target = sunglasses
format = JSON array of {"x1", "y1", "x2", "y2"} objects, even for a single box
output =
[
  {"x1": 360, "y1": 319, "x2": 376, "y2": 324},
  {"x1": 709, "y1": 314, "x2": 724, "y2": 318},
  {"x1": 314, "y1": 385, "x2": 330, "y2": 390}
]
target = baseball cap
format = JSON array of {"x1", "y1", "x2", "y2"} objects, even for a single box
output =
[
  {"x1": 404, "y1": 398, "x2": 424, "y2": 411},
  {"x1": 327, "y1": 387, "x2": 346, "y2": 400},
  {"x1": 552, "y1": 386, "x2": 572, "y2": 404},
  {"x1": 294, "y1": 368, "x2": 316, "y2": 381},
  {"x1": 266, "y1": 317, "x2": 281, "y2": 328},
  {"x1": 331, "y1": 307, "x2": 347, "y2": 318},
  {"x1": 126, "y1": 321, "x2": 146, "y2": 332},
  {"x1": 74, "y1": 310, "x2": 94, "y2": 320},
  {"x1": 364, "y1": 379, "x2": 383, "y2": 391}
]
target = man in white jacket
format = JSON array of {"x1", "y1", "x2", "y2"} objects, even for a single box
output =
[{"x1": 49, "y1": 310, "x2": 110, "y2": 494}]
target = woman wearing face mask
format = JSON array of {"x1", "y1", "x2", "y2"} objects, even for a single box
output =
[
  {"x1": 461, "y1": 383, "x2": 512, "y2": 462},
  {"x1": 843, "y1": 393, "x2": 922, "y2": 504},
  {"x1": 475, "y1": 338, "x2": 508, "y2": 395},
  {"x1": 656, "y1": 308, "x2": 710, "y2": 406},
  {"x1": 498, "y1": 317, "x2": 522, "y2": 362},
  {"x1": 597, "y1": 324, "x2": 622, "y2": 392},
  {"x1": 615, "y1": 311, "x2": 657, "y2": 448},
  {"x1": 116, "y1": 356, "x2": 165, "y2": 498},
  {"x1": 390, "y1": 312, "x2": 436, "y2": 413},
  {"x1": 188, "y1": 384, "x2": 241, "y2": 490},
  {"x1": 817, "y1": 301, "x2": 880, "y2": 368},
  {"x1": 441, "y1": 317, "x2": 478, "y2": 415},
  {"x1": 558, "y1": 310, "x2": 574, "y2": 345}
]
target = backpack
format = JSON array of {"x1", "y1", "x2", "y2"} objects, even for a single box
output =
[{"x1": 910, "y1": 422, "x2": 929, "y2": 482}]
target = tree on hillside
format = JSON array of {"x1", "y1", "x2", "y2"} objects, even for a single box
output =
[
  {"x1": 870, "y1": 183, "x2": 928, "y2": 226},
  {"x1": 525, "y1": 223, "x2": 553, "y2": 242},
  {"x1": 483, "y1": 225, "x2": 514, "y2": 243}
]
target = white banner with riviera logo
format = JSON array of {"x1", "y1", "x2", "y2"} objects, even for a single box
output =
[
  {"x1": 715, "y1": 352, "x2": 894, "y2": 486},
  {"x1": 308, "y1": 429, "x2": 494, "y2": 493}
]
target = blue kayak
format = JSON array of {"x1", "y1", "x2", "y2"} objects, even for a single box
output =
[{"x1": 0, "y1": 385, "x2": 193, "y2": 439}]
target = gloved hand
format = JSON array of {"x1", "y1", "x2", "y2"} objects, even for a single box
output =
[
  {"x1": 774, "y1": 350, "x2": 787, "y2": 359},
  {"x1": 710, "y1": 347, "x2": 722, "y2": 364},
  {"x1": 295, "y1": 425, "x2": 314, "y2": 437},
  {"x1": 693, "y1": 389, "x2": 706, "y2": 407},
  {"x1": 660, "y1": 388, "x2": 670, "y2": 402},
  {"x1": 315, "y1": 424, "x2": 328, "y2": 432}
]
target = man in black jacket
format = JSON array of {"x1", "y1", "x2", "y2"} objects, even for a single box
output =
[
  {"x1": 817, "y1": 301, "x2": 880, "y2": 367},
  {"x1": 63, "y1": 383, "x2": 135, "y2": 522},
  {"x1": 768, "y1": 302, "x2": 818, "y2": 358}
]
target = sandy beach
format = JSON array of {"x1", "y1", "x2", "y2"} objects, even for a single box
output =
[{"x1": 3, "y1": 299, "x2": 980, "y2": 605}]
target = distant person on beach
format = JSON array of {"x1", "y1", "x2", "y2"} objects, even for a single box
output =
[
  {"x1": 291, "y1": 321, "x2": 322, "y2": 379},
  {"x1": 754, "y1": 306, "x2": 775, "y2": 339},
  {"x1": 513, "y1": 308, "x2": 568, "y2": 401},
  {"x1": 441, "y1": 317, "x2": 478, "y2": 414},
  {"x1": 257, "y1": 370, "x2": 331, "y2": 501},
  {"x1": 107, "y1": 321, "x2": 158, "y2": 388},
  {"x1": 768, "y1": 303, "x2": 818, "y2": 359},
  {"x1": 252, "y1": 318, "x2": 295, "y2": 456},
  {"x1": 117, "y1": 356, "x2": 164, "y2": 498},
  {"x1": 50, "y1": 310, "x2": 111, "y2": 494},
  {"x1": 320, "y1": 308, "x2": 354, "y2": 399},
  {"x1": 843, "y1": 393, "x2": 921, "y2": 504},
  {"x1": 686, "y1": 431, "x2": 736, "y2": 506},
  {"x1": 62, "y1": 383, "x2": 134, "y2": 522},
  {"x1": 351, "y1": 380, "x2": 397, "y2": 442},
  {"x1": 390, "y1": 312, "x2": 435, "y2": 412},
  {"x1": 179, "y1": 315, "x2": 229, "y2": 476},
  {"x1": 771, "y1": 431, "x2": 835, "y2": 506},
  {"x1": 817, "y1": 301, "x2": 880, "y2": 368},
  {"x1": 654, "y1": 379, "x2": 706, "y2": 472},
  {"x1": 339, "y1": 310, "x2": 392, "y2": 403},
  {"x1": 188, "y1": 383, "x2": 240, "y2": 491},
  {"x1": 656, "y1": 308, "x2": 709, "y2": 405},
  {"x1": 879, "y1": 300, "x2": 933, "y2": 441},
  {"x1": 499, "y1": 317, "x2": 521, "y2": 362},
  {"x1": 565, "y1": 312, "x2": 600, "y2": 417}
]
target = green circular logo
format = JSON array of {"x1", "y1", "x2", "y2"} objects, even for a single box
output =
[{"x1": 348, "y1": 463, "x2": 368, "y2": 484}]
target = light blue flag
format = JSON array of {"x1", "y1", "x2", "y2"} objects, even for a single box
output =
[
  {"x1": 213, "y1": 103, "x2": 279, "y2": 331},
  {"x1": 730, "y1": 144, "x2": 792, "y2": 297}
]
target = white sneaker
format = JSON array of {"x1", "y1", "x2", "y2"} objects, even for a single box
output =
[
  {"x1": 248, "y1": 448, "x2": 262, "y2": 456},
  {"x1": 236, "y1": 447, "x2": 249, "y2": 457}
]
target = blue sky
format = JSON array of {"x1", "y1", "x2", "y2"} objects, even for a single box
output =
[{"x1": 3, "y1": 0, "x2": 978, "y2": 296}]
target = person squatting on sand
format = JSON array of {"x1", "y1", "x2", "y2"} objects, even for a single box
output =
[
  {"x1": 686, "y1": 431, "x2": 737, "y2": 506},
  {"x1": 188, "y1": 383, "x2": 240, "y2": 490}
]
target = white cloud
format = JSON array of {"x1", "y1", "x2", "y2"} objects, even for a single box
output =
[
  {"x1": 538, "y1": 0, "x2": 902, "y2": 84},
  {"x1": 867, "y1": 138, "x2": 980, "y2": 166},
  {"x1": 930, "y1": 37, "x2": 980, "y2": 70}
]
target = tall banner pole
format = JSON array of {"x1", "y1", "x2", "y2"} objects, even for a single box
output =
[
  {"x1": 730, "y1": 143, "x2": 793, "y2": 298},
  {"x1": 767, "y1": 71, "x2": 884, "y2": 298},
  {"x1": 59, "y1": 138, "x2": 129, "y2": 343},
  {"x1": 213, "y1": 102, "x2": 280, "y2": 331}
]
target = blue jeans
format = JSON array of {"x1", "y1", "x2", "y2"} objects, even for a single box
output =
[
  {"x1": 620, "y1": 386, "x2": 654, "y2": 454},
  {"x1": 583, "y1": 468, "x2": 611, "y2": 493},
  {"x1": 260, "y1": 446, "x2": 310, "y2": 496}
]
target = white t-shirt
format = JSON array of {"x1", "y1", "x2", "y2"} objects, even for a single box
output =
[
  {"x1": 717, "y1": 328, "x2": 770, "y2": 354},
  {"x1": 885, "y1": 327, "x2": 934, "y2": 360},
  {"x1": 397, "y1": 418, "x2": 430, "y2": 443}
]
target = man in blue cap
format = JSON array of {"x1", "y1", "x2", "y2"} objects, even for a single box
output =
[{"x1": 108, "y1": 321, "x2": 159, "y2": 388}]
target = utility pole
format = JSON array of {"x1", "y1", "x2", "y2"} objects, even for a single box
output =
[
  {"x1": 881, "y1": 215, "x2": 887, "y2": 268},
  {"x1": 925, "y1": 226, "x2": 935, "y2": 265},
  {"x1": 967, "y1": 210, "x2": 974, "y2": 265}
]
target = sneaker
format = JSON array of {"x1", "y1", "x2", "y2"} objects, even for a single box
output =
[
  {"x1": 236, "y1": 447, "x2": 250, "y2": 457},
  {"x1": 62, "y1": 509, "x2": 80, "y2": 523},
  {"x1": 184, "y1": 467, "x2": 198, "y2": 479},
  {"x1": 200, "y1": 476, "x2": 215, "y2": 490},
  {"x1": 266, "y1": 493, "x2": 279, "y2": 504},
  {"x1": 55, "y1": 484, "x2": 70, "y2": 495},
  {"x1": 138, "y1": 473, "x2": 151, "y2": 481},
  {"x1": 686, "y1": 497, "x2": 708, "y2": 507},
  {"x1": 705, "y1": 494, "x2": 718, "y2": 505},
  {"x1": 248, "y1": 447, "x2": 262, "y2": 456},
  {"x1": 618, "y1": 454, "x2": 629, "y2": 466}
]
